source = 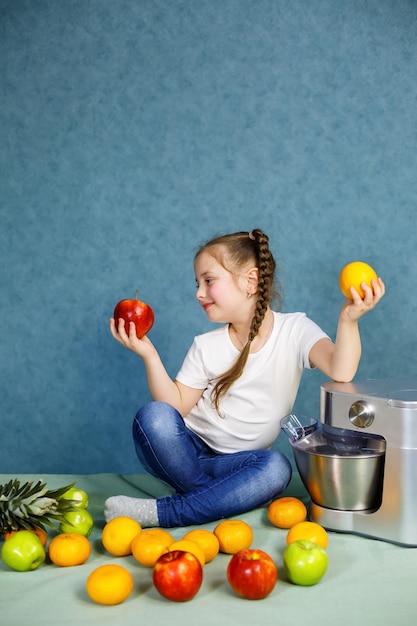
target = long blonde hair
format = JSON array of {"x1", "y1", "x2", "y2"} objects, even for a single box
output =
[{"x1": 195, "y1": 229, "x2": 281, "y2": 414}]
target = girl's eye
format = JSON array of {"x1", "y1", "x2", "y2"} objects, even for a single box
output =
[{"x1": 195, "y1": 276, "x2": 214, "y2": 288}]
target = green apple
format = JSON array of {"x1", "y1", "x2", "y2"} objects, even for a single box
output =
[
  {"x1": 59, "y1": 509, "x2": 94, "y2": 537},
  {"x1": 283, "y1": 539, "x2": 328, "y2": 586},
  {"x1": 1, "y1": 530, "x2": 46, "y2": 572},
  {"x1": 61, "y1": 486, "x2": 89, "y2": 509}
]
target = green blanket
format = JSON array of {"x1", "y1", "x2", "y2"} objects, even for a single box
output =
[{"x1": 1, "y1": 473, "x2": 416, "y2": 625}]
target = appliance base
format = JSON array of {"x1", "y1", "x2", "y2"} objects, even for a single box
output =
[{"x1": 310, "y1": 502, "x2": 417, "y2": 548}]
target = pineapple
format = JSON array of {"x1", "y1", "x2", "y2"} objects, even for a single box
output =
[{"x1": 0, "y1": 478, "x2": 79, "y2": 535}]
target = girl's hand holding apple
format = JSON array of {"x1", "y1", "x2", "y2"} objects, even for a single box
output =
[{"x1": 111, "y1": 292, "x2": 156, "y2": 358}]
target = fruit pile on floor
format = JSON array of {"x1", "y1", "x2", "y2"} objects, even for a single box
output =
[{"x1": 1, "y1": 486, "x2": 329, "y2": 604}]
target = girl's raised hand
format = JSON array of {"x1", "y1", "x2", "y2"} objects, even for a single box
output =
[{"x1": 341, "y1": 277, "x2": 385, "y2": 322}]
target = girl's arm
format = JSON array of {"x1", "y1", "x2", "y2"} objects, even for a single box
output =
[
  {"x1": 309, "y1": 277, "x2": 385, "y2": 382},
  {"x1": 110, "y1": 318, "x2": 204, "y2": 416}
]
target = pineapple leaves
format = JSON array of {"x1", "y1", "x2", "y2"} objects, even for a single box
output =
[{"x1": 0, "y1": 479, "x2": 78, "y2": 535}]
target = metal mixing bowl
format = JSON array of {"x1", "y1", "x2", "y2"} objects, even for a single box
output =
[
  {"x1": 292, "y1": 427, "x2": 386, "y2": 511},
  {"x1": 281, "y1": 415, "x2": 386, "y2": 511}
]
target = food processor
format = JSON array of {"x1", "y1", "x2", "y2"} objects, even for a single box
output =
[{"x1": 281, "y1": 377, "x2": 417, "y2": 547}]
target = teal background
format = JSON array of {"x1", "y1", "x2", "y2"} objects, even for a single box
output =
[{"x1": 1, "y1": 0, "x2": 416, "y2": 474}]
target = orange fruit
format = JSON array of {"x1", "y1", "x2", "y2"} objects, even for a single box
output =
[
  {"x1": 339, "y1": 261, "x2": 377, "y2": 299},
  {"x1": 213, "y1": 519, "x2": 253, "y2": 554},
  {"x1": 182, "y1": 528, "x2": 220, "y2": 563},
  {"x1": 86, "y1": 564, "x2": 134, "y2": 605},
  {"x1": 166, "y1": 539, "x2": 206, "y2": 567},
  {"x1": 286, "y1": 521, "x2": 329, "y2": 549},
  {"x1": 131, "y1": 528, "x2": 174, "y2": 567},
  {"x1": 267, "y1": 497, "x2": 307, "y2": 529},
  {"x1": 5, "y1": 527, "x2": 48, "y2": 547},
  {"x1": 48, "y1": 532, "x2": 91, "y2": 567},
  {"x1": 101, "y1": 516, "x2": 142, "y2": 556}
]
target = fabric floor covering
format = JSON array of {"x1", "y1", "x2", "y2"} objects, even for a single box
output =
[{"x1": 1, "y1": 472, "x2": 416, "y2": 626}]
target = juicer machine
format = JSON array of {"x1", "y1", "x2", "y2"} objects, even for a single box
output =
[{"x1": 287, "y1": 377, "x2": 417, "y2": 547}]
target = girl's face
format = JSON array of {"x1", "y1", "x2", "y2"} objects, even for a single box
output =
[{"x1": 194, "y1": 250, "x2": 255, "y2": 324}]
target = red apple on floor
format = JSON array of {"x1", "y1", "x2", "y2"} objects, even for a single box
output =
[
  {"x1": 153, "y1": 550, "x2": 203, "y2": 602},
  {"x1": 227, "y1": 548, "x2": 278, "y2": 600},
  {"x1": 113, "y1": 291, "x2": 154, "y2": 339}
]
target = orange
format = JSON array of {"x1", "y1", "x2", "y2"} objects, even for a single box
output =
[
  {"x1": 5, "y1": 527, "x2": 48, "y2": 547},
  {"x1": 267, "y1": 497, "x2": 307, "y2": 529},
  {"x1": 286, "y1": 521, "x2": 329, "y2": 549},
  {"x1": 48, "y1": 532, "x2": 91, "y2": 567},
  {"x1": 131, "y1": 528, "x2": 174, "y2": 567},
  {"x1": 101, "y1": 516, "x2": 142, "y2": 556},
  {"x1": 182, "y1": 528, "x2": 220, "y2": 563},
  {"x1": 213, "y1": 519, "x2": 253, "y2": 554},
  {"x1": 339, "y1": 261, "x2": 377, "y2": 299},
  {"x1": 165, "y1": 539, "x2": 206, "y2": 567},
  {"x1": 86, "y1": 564, "x2": 134, "y2": 605}
]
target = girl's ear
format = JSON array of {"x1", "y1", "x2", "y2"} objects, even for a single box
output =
[{"x1": 247, "y1": 267, "x2": 259, "y2": 295}]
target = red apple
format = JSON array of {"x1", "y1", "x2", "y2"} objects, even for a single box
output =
[
  {"x1": 153, "y1": 550, "x2": 203, "y2": 602},
  {"x1": 227, "y1": 548, "x2": 278, "y2": 600},
  {"x1": 113, "y1": 291, "x2": 154, "y2": 339}
]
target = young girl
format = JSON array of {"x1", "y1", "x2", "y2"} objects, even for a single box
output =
[{"x1": 105, "y1": 229, "x2": 385, "y2": 528}]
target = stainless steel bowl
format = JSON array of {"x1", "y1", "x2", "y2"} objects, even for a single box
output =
[{"x1": 281, "y1": 415, "x2": 386, "y2": 511}]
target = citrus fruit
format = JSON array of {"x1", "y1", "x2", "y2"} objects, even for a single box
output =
[
  {"x1": 101, "y1": 516, "x2": 142, "y2": 556},
  {"x1": 339, "y1": 261, "x2": 377, "y2": 299},
  {"x1": 166, "y1": 539, "x2": 206, "y2": 567},
  {"x1": 5, "y1": 527, "x2": 48, "y2": 547},
  {"x1": 286, "y1": 521, "x2": 328, "y2": 549},
  {"x1": 213, "y1": 519, "x2": 253, "y2": 554},
  {"x1": 48, "y1": 532, "x2": 91, "y2": 567},
  {"x1": 182, "y1": 528, "x2": 220, "y2": 563},
  {"x1": 131, "y1": 528, "x2": 174, "y2": 567},
  {"x1": 86, "y1": 563, "x2": 134, "y2": 605},
  {"x1": 267, "y1": 496, "x2": 307, "y2": 529}
]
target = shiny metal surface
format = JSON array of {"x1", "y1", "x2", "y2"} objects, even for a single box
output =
[
  {"x1": 280, "y1": 414, "x2": 386, "y2": 511},
  {"x1": 349, "y1": 400, "x2": 375, "y2": 428},
  {"x1": 310, "y1": 377, "x2": 417, "y2": 547},
  {"x1": 293, "y1": 432, "x2": 385, "y2": 511}
]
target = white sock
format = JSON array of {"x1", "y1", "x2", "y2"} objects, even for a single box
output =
[{"x1": 104, "y1": 495, "x2": 159, "y2": 527}]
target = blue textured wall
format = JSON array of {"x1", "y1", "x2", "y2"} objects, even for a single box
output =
[{"x1": 1, "y1": 0, "x2": 416, "y2": 474}]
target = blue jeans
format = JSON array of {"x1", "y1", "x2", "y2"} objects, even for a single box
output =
[{"x1": 132, "y1": 401, "x2": 292, "y2": 527}]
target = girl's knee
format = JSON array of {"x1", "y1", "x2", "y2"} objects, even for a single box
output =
[
  {"x1": 134, "y1": 401, "x2": 182, "y2": 439},
  {"x1": 265, "y1": 450, "x2": 292, "y2": 492}
]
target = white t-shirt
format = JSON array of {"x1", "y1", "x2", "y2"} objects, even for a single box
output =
[{"x1": 175, "y1": 311, "x2": 329, "y2": 453}]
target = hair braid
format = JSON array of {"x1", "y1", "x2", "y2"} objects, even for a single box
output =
[{"x1": 248, "y1": 229, "x2": 275, "y2": 343}]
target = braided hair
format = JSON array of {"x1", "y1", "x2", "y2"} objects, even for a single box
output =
[{"x1": 194, "y1": 228, "x2": 281, "y2": 414}]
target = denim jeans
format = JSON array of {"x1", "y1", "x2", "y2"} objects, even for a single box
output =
[{"x1": 132, "y1": 401, "x2": 292, "y2": 527}]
